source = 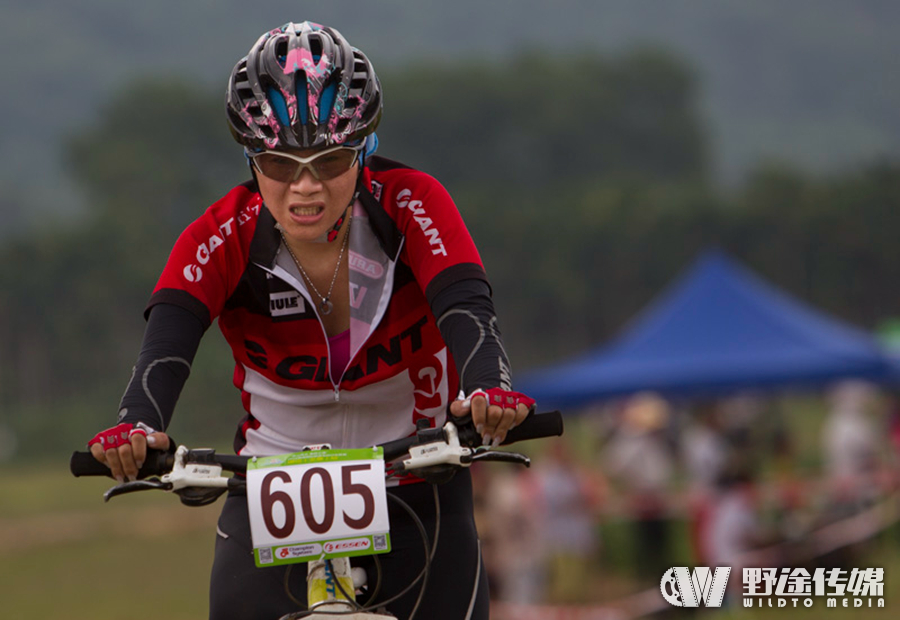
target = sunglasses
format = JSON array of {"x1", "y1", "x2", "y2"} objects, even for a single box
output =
[{"x1": 249, "y1": 144, "x2": 364, "y2": 182}]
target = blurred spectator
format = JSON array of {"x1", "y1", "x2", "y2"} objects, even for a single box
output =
[
  {"x1": 702, "y1": 466, "x2": 766, "y2": 602},
  {"x1": 718, "y1": 393, "x2": 765, "y2": 476},
  {"x1": 604, "y1": 392, "x2": 674, "y2": 581},
  {"x1": 767, "y1": 406, "x2": 811, "y2": 547},
  {"x1": 821, "y1": 380, "x2": 881, "y2": 516},
  {"x1": 681, "y1": 401, "x2": 729, "y2": 565},
  {"x1": 535, "y1": 440, "x2": 603, "y2": 603},
  {"x1": 470, "y1": 466, "x2": 497, "y2": 590},
  {"x1": 683, "y1": 401, "x2": 729, "y2": 494},
  {"x1": 479, "y1": 466, "x2": 547, "y2": 604},
  {"x1": 887, "y1": 390, "x2": 900, "y2": 485}
]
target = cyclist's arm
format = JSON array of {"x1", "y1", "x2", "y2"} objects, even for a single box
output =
[
  {"x1": 90, "y1": 303, "x2": 205, "y2": 480},
  {"x1": 431, "y1": 278, "x2": 510, "y2": 393},
  {"x1": 117, "y1": 303, "x2": 205, "y2": 430},
  {"x1": 430, "y1": 278, "x2": 530, "y2": 444}
]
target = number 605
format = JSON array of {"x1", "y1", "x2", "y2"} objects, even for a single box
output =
[{"x1": 260, "y1": 464, "x2": 376, "y2": 538}]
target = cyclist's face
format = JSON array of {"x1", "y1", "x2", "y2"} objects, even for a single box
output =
[{"x1": 255, "y1": 147, "x2": 359, "y2": 244}]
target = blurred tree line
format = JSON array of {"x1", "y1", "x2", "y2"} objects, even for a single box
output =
[{"x1": 2, "y1": 49, "x2": 899, "y2": 458}]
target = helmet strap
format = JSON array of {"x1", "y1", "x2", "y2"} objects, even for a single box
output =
[
  {"x1": 321, "y1": 205, "x2": 351, "y2": 243},
  {"x1": 313, "y1": 167, "x2": 363, "y2": 243}
]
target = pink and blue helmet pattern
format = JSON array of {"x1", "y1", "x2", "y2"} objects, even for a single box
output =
[{"x1": 226, "y1": 22, "x2": 382, "y2": 151}]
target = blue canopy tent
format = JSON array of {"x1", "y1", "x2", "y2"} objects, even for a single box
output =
[{"x1": 518, "y1": 251, "x2": 900, "y2": 410}]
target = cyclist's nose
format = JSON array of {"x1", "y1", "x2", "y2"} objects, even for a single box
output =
[{"x1": 290, "y1": 164, "x2": 322, "y2": 189}]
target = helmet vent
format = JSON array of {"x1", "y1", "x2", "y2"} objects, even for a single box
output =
[
  {"x1": 233, "y1": 62, "x2": 251, "y2": 89},
  {"x1": 273, "y1": 37, "x2": 289, "y2": 68},
  {"x1": 319, "y1": 81, "x2": 338, "y2": 122},
  {"x1": 296, "y1": 75, "x2": 309, "y2": 125},
  {"x1": 335, "y1": 118, "x2": 351, "y2": 134},
  {"x1": 266, "y1": 87, "x2": 290, "y2": 126},
  {"x1": 308, "y1": 35, "x2": 324, "y2": 60}
]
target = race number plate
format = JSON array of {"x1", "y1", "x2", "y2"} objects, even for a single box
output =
[{"x1": 246, "y1": 447, "x2": 391, "y2": 568}]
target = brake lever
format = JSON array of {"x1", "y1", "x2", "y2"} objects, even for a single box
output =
[
  {"x1": 462, "y1": 449, "x2": 531, "y2": 467},
  {"x1": 103, "y1": 478, "x2": 173, "y2": 502}
]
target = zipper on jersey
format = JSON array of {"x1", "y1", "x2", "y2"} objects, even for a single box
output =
[
  {"x1": 295, "y1": 277, "x2": 343, "y2": 402},
  {"x1": 255, "y1": 234, "x2": 404, "y2": 399},
  {"x1": 255, "y1": 260, "x2": 342, "y2": 394}
]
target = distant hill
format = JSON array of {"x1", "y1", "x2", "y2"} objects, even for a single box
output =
[{"x1": 4, "y1": 0, "x2": 900, "y2": 228}]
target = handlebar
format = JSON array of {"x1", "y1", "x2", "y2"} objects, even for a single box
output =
[
  {"x1": 69, "y1": 446, "x2": 247, "y2": 479},
  {"x1": 70, "y1": 410, "x2": 564, "y2": 481}
]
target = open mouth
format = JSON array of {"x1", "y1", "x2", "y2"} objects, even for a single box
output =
[{"x1": 290, "y1": 205, "x2": 324, "y2": 216}]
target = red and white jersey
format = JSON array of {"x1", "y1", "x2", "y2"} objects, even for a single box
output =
[{"x1": 148, "y1": 157, "x2": 487, "y2": 457}]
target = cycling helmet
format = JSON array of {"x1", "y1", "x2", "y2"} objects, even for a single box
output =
[{"x1": 226, "y1": 22, "x2": 382, "y2": 151}]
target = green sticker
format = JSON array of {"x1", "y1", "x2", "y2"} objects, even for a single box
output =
[
  {"x1": 254, "y1": 532, "x2": 392, "y2": 567},
  {"x1": 247, "y1": 446, "x2": 384, "y2": 471}
]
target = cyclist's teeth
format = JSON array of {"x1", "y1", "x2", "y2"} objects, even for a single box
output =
[{"x1": 292, "y1": 206, "x2": 321, "y2": 216}]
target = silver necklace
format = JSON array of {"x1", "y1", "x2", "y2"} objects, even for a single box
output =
[{"x1": 279, "y1": 216, "x2": 351, "y2": 316}]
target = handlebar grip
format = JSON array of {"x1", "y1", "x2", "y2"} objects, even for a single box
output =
[
  {"x1": 500, "y1": 410, "x2": 564, "y2": 445},
  {"x1": 381, "y1": 410, "x2": 564, "y2": 462},
  {"x1": 69, "y1": 449, "x2": 174, "y2": 479},
  {"x1": 70, "y1": 451, "x2": 113, "y2": 477},
  {"x1": 380, "y1": 437, "x2": 416, "y2": 463}
]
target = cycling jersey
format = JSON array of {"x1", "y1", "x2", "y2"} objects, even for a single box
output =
[{"x1": 144, "y1": 156, "x2": 494, "y2": 457}]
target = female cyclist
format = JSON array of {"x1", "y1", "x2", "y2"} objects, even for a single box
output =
[{"x1": 86, "y1": 21, "x2": 534, "y2": 620}]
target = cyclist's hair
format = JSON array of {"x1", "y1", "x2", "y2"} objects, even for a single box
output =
[{"x1": 226, "y1": 21, "x2": 382, "y2": 151}]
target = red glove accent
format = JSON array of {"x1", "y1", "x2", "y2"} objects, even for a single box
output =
[
  {"x1": 469, "y1": 388, "x2": 536, "y2": 412},
  {"x1": 88, "y1": 423, "x2": 134, "y2": 450},
  {"x1": 128, "y1": 426, "x2": 148, "y2": 440}
]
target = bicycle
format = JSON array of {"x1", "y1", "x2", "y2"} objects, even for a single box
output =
[{"x1": 71, "y1": 411, "x2": 564, "y2": 619}]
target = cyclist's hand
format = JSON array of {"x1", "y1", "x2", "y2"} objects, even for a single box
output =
[
  {"x1": 450, "y1": 388, "x2": 534, "y2": 447},
  {"x1": 88, "y1": 423, "x2": 170, "y2": 482}
]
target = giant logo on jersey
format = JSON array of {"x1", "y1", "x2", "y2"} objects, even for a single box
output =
[
  {"x1": 396, "y1": 189, "x2": 447, "y2": 257},
  {"x1": 409, "y1": 352, "x2": 446, "y2": 426},
  {"x1": 181, "y1": 202, "x2": 261, "y2": 284},
  {"x1": 245, "y1": 316, "x2": 432, "y2": 384}
]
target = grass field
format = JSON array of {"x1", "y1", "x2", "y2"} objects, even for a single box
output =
[
  {"x1": 0, "y1": 461, "x2": 219, "y2": 620},
  {"x1": 2, "y1": 452, "x2": 897, "y2": 619}
]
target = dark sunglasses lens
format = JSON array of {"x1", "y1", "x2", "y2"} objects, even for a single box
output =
[
  {"x1": 254, "y1": 154, "x2": 298, "y2": 182},
  {"x1": 312, "y1": 149, "x2": 358, "y2": 180},
  {"x1": 254, "y1": 149, "x2": 358, "y2": 182}
]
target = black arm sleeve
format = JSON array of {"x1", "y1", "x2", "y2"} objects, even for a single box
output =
[
  {"x1": 116, "y1": 303, "x2": 206, "y2": 431},
  {"x1": 430, "y1": 279, "x2": 513, "y2": 394}
]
